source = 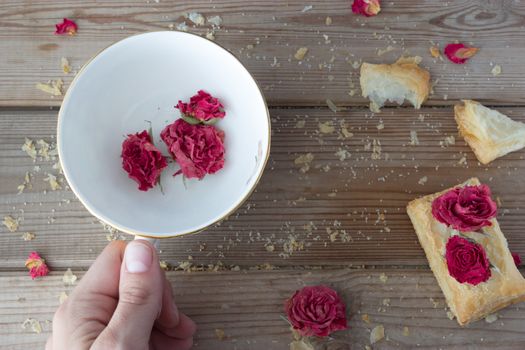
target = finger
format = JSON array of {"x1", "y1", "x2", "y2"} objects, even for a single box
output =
[
  {"x1": 45, "y1": 336, "x2": 53, "y2": 350},
  {"x1": 155, "y1": 313, "x2": 197, "y2": 340},
  {"x1": 52, "y1": 241, "x2": 126, "y2": 349},
  {"x1": 94, "y1": 240, "x2": 163, "y2": 349},
  {"x1": 75, "y1": 240, "x2": 126, "y2": 298},
  {"x1": 150, "y1": 330, "x2": 193, "y2": 350},
  {"x1": 155, "y1": 276, "x2": 180, "y2": 330}
]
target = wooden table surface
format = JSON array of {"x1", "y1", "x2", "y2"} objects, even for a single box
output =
[{"x1": 1, "y1": 1, "x2": 525, "y2": 349}]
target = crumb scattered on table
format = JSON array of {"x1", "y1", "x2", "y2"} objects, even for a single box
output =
[
  {"x1": 22, "y1": 318, "x2": 42, "y2": 334},
  {"x1": 294, "y1": 47, "x2": 308, "y2": 61},
  {"x1": 63, "y1": 268, "x2": 77, "y2": 285},
  {"x1": 370, "y1": 324, "x2": 385, "y2": 344},
  {"x1": 3, "y1": 215, "x2": 20, "y2": 232}
]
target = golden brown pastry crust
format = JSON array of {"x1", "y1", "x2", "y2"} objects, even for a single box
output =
[
  {"x1": 360, "y1": 57, "x2": 431, "y2": 109},
  {"x1": 407, "y1": 177, "x2": 525, "y2": 325},
  {"x1": 455, "y1": 100, "x2": 525, "y2": 164}
]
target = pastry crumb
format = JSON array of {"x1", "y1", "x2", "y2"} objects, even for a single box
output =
[
  {"x1": 36, "y1": 79, "x2": 63, "y2": 96},
  {"x1": 22, "y1": 318, "x2": 42, "y2": 334},
  {"x1": 294, "y1": 153, "x2": 314, "y2": 173},
  {"x1": 22, "y1": 138, "x2": 37, "y2": 159},
  {"x1": 187, "y1": 12, "x2": 205, "y2": 26},
  {"x1": 63, "y1": 268, "x2": 77, "y2": 285},
  {"x1": 205, "y1": 30, "x2": 215, "y2": 40},
  {"x1": 159, "y1": 260, "x2": 170, "y2": 271},
  {"x1": 215, "y1": 328, "x2": 226, "y2": 340},
  {"x1": 207, "y1": 15, "x2": 223, "y2": 27},
  {"x1": 319, "y1": 121, "x2": 335, "y2": 134},
  {"x1": 429, "y1": 46, "x2": 441, "y2": 58},
  {"x1": 44, "y1": 173, "x2": 61, "y2": 191},
  {"x1": 410, "y1": 130, "x2": 420, "y2": 146},
  {"x1": 3, "y1": 215, "x2": 19, "y2": 232},
  {"x1": 485, "y1": 313, "x2": 498, "y2": 323},
  {"x1": 377, "y1": 45, "x2": 395, "y2": 57},
  {"x1": 325, "y1": 16, "x2": 332, "y2": 25},
  {"x1": 61, "y1": 57, "x2": 71, "y2": 74},
  {"x1": 326, "y1": 99, "x2": 340, "y2": 113},
  {"x1": 379, "y1": 273, "x2": 388, "y2": 283},
  {"x1": 369, "y1": 101, "x2": 381, "y2": 113},
  {"x1": 370, "y1": 324, "x2": 385, "y2": 344},
  {"x1": 362, "y1": 313, "x2": 371, "y2": 324},
  {"x1": 295, "y1": 120, "x2": 306, "y2": 129},
  {"x1": 371, "y1": 139, "x2": 382, "y2": 160},
  {"x1": 491, "y1": 64, "x2": 502, "y2": 77},
  {"x1": 418, "y1": 176, "x2": 428, "y2": 185},
  {"x1": 402, "y1": 326, "x2": 410, "y2": 336},
  {"x1": 294, "y1": 47, "x2": 308, "y2": 60},
  {"x1": 22, "y1": 232, "x2": 35, "y2": 241}
]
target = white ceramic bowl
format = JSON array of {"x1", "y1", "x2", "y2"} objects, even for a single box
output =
[{"x1": 58, "y1": 31, "x2": 270, "y2": 238}]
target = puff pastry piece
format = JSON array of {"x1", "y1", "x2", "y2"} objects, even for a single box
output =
[
  {"x1": 407, "y1": 178, "x2": 525, "y2": 326},
  {"x1": 360, "y1": 57, "x2": 431, "y2": 111},
  {"x1": 454, "y1": 100, "x2": 525, "y2": 164}
]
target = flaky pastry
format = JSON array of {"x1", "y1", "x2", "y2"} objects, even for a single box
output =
[
  {"x1": 454, "y1": 100, "x2": 525, "y2": 164},
  {"x1": 407, "y1": 178, "x2": 525, "y2": 325}
]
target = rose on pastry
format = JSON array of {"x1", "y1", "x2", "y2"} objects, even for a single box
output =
[
  {"x1": 121, "y1": 130, "x2": 167, "y2": 191},
  {"x1": 431, "y1": 184, "x2": 497, "y2": 232},
  {"x1": 176, "y1": 90, "x2": 225, "y2": 124},
  {"x1": 161, "y1": 119, "x2": 225, "y2": 179},
  {"x1": 445, "y1": 235, "x2": 491, "y2": 285},
  {"x1": 285, "y1": 285, "x2": 348, "y2": 337}
]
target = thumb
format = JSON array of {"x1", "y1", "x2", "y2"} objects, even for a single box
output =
[{"x1": 94, "y1": 240, "x2": 163, "y2": 349}]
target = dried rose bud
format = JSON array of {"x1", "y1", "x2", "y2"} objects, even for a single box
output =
[
  {"x1": 444, "y1": 43, "x2": 479, "y2": 64},
  {"x1": 55, "y1": 18, "x2": 78, "y2": 35},
  {"x1": 25, "y1": 252, "x2": 50, "y2": 279},
  {"x1": 352, "y1": 0, "x2": 381, "y2": 17}
]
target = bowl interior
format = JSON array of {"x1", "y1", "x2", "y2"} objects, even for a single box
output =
[{"x1": 58, "y1": 31, "x2": 270, "y2": 237}]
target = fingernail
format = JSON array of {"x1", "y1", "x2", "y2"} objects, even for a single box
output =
[{"x1": 125, "y1": 241, "x2": 152, "y2": 273}]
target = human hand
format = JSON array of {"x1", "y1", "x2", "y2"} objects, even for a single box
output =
[{"x1": 46, "y1": 240, "x2": 196, "y2": 350}]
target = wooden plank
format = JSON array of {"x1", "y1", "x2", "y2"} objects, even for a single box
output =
[
  {"x1": 1, "y1": 107, "x2": 525, "y2": 269},
  {"x1": 1, "y1": 269, "x2": 525, "y2": 349},
  {"x1": 0, "y1": 0, "x2": 525, "y2": 107}
]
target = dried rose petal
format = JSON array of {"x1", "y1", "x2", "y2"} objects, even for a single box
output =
[
  {"x1": 55, "y1": 18, "x2": 78, "y2": 36},
  {"x1": 352, "y1": 0, "x2": 381, "y2": 17},
  {"x1": 512, "y1": 252, "x2": 521, "y2": 267},
  {"x1": 444, "y1": 43, "x2": 479, "y2": 64},
  {"x1": 25, "y1": 252, "x2": 50, "y2": 279}
]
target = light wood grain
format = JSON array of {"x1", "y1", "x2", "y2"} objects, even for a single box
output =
[
  {"x1": 1, "y1": 269, "x2": 525, "y2": 350},
  {"x1": 0, "y1": 0, "x2": 525, "y2": 107},
  {"x1": 1, "y1": 107, "x2": 524, "y2": 269}
]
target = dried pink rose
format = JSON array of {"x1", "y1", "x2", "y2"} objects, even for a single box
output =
[
  {"x1": 121, "y1": 131, "x2": 167, "y2": 191},
  {"x1": 25, "y1": 252, "x2": 50, "y2": 279},
  {"x1": 161, "y1": 119, "x2": 225, "y2": 179},
  {"x1": 444, "y1": 43, "x2": 479, "y2": 64},
  {"x1": 445, "y1": 236, "x2": 491, "y2": 285},
  {"x1": 285, "y1": 285, "x2": 348, "y2": 337},
  {"x1": 352, "y1": 0, "x2": 381, "y2": 17},
  {"x1": 176, "y1": 90, "x2": 225, "y2": 123},
  {"x1": 55, "y1": 18, "x2": 78, "y2": 36},
  {"x1": 431, "y1": 184, "x2": 497, "y2": 232}
]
